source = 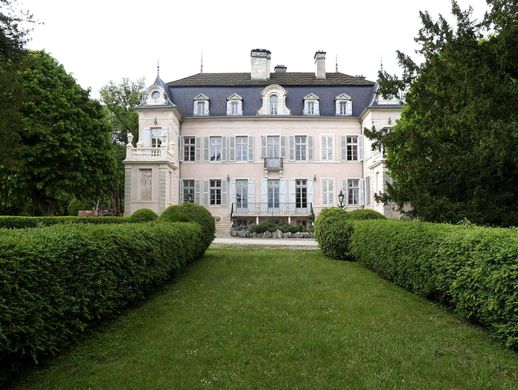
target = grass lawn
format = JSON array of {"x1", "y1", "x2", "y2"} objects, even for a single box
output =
[{"x1": 14, "y1": 248, "x2": 517, "y2": 389}]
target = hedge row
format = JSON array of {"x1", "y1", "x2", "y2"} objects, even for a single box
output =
[
  {"x1": 0, "y1": 221, "x2": 206, "y2": 384},
  {"x1": 347, "y1": 220, "x2": 517, "y2": 350},
  {"x1": 0, "y1": 216, "x2": 130, "y2": 229}
]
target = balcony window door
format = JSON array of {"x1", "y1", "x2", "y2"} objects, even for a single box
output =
[
  {"x1": 236, "y1": 179, "x2": 248, "y2": 211},
  {"x1": 267, "y1": 136, "x2": 280, "y2": 158},
  {"x1": 295, "y1": 179, "x2": 308, "y2": 210},
  {"x1": 267, "y1": 179, "x2": 280, "y2": 210}
]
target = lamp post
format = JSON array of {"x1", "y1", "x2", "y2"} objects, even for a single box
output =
[{"x1": 338, "y1": 190, "x2": 345, "y2": 209}]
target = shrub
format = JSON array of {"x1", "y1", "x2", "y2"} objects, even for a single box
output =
[
  {"x1": 0, "y1": 216, "x2": 129, "y2": 229},
  {"x1": 246, "y1": 223, "x2": 307, "y2": 234},
  {"x1": 349, "y1": 220, "x2": 518, "y2": 350},
  {"x1": 347, "y1": 209, "x2": 386, "y2": 220},
  {"x1": 129, "y1": 208, "x2": 158, "y2": 223},
  {"x1": 0, "y1": 221, "x2": 205, "y2": 384},
  {"x1": 314, "y1": 208, "x2": 354, "y2": 260},
  {"x1": 160, "y1": 203, "x2": 215, "y2": 253}
]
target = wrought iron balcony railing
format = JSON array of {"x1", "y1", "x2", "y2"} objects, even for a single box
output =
[
  {"x1": 231, "y1": 202, "x2": 313, "y2": 216},
  {"x1": 264, "y1": 157, "x2": 283, "y2": 171}
]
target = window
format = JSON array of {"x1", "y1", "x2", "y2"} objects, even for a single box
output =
[
  {"x1": 193, "y1": 94, "x2": 209, "y2": 116},
  {"x1": 270, "y1": 94, "x2": 278, "y2": 115},
  {"x1": 236, "y1": 179, "x2": 248, "y2": 210},
  {"x1": 348, "y1": 179, "x2": 359, "y2": 205},
  {"x1": 339, "y1": 101, "x2": 347, "y2": 116},
  {"x1": 295, "y1": 136, "x2": 307, "y2": 161},
  {"x1": 183, "y1": 137, "x2": 195, "y2": 161},
  {"x1": 321, "y1": 135, "x2": 333, "y2": 161},
  {"x1": 335, "y1": 94, "x2": 352, "y2": 116},
  {"x1": 210, "y1": 136, "x2": 222, "y2": 161},
  {"x1": 196, "y1": 101, "x2": 206, "y2": 115},
  {"x1": 346, "y1": 136, "x2": 358, "y2": 161},
  {"x1": 267, "y1": 136, "x2": 280, "y2": 158},
  {"x1": 295, "y1": 179, "x2": 308, "y2": 209},
  {"x1": 231, "y1": 101, "x2": 239, "y2": 115},
  {"x1": 183, "y1": 180, "x2": 195, "y2": 203},
  {"x1": 307, "y1": 101, "x2": 315, "y2": 115},
  {"x1": 226, "y1": 94, "x2": 243, "y2": 116},
  {"x1": 236, "y1": 136, "x2": 248, "y2": 161},
  {"x1": 267, "y1": 179, "x2": 280, "y2": 209},
  {"x1": 303, "y1": 93, "x2": 319, "y2": 116},
  {"x1": 321, "y1": 178, "x2": 334, "y2": 205},
  {"x1": 210, "y1": 180, "x2": 222, "y2": 205},
  {"x1": 151, "y1": 137, "x2": 162, "y2": 148}
]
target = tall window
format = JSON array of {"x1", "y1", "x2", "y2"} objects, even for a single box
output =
[
  {"x1": 321, "y1": 135, "x2": 333, "y2": 161},
  {"x1": 236, "y1": 136, "x2": 248, "y2": 161},
  {"x1": 231, "y1": 101, "x2": 239, "y2": 115},
  {"x1": 267, "y1": 179, "x2": 280, "y2": 208},
  {"x1": 183, "y1": 137, "x2": 195, "y2": 161},
  {"x1": 236, "y1": 179, "x2": 248, "y2": 210},
  {"x1": 295, "y1": 135, "x2": 307, "y2": 161},
  {"x1": 183, "y1": 180, "x2": 195, "y2": 203},
  {"x1": 196, "y1": 101, "x2": 206, "y2": 116},
  {"x1": 151, "y1": 137, "x2": 162, "y2": 148},
  {"x1": 339, "y1": 101, "x2": 347, "y2": 116},
  {"x1": 307, "y1": 101, "x2": 315, "y2": 115},
  {"x1": 346, "y1": 136, "x2": 358, "y2": 161},
  {"x1": 267, "y1": 136, "x2": 280, "y2": 158},
  {"x1": 295, "y1": 179, "x2": 308, "y2": 209},
  {"x1": 348, "y1": 179, "x2": 359, "y2": 205},
  {"x1": 210, "y1": 180, "x2": 222, "y2": 205},
  {"x1": 269, "y1": 94, "x2": 278, "y2": 115},
  {"x1": 210, "y1": 136, "x2": 222, "y2": 161}
]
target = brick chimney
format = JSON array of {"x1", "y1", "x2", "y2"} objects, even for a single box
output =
[
  {"x1": 314, "y1": 51, "x2": 326, "y2": 79},
  {"x1": 251, "y1": 49, "x2": 271, "y2": 80}
]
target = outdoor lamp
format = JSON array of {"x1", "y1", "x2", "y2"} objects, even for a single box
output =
[{"x1": 338, "y1": 190, "x2": 345, "y2": 209}]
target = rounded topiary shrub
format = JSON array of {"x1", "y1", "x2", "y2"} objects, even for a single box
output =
[
  {"x1": 315, "y1": 207, "x2": 354, "y2": 260},
  {"x1": 347, "y1": 209, "x2": 386, "y2": 220},
  {"x1": 129, "y1": 208, "x2": 158, "y2": 222},
  {"x1": 160, "y1": 203, "x2": 215, "y2": 251}
]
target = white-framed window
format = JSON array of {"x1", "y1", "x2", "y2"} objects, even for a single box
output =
[
  {"x1": 320, "y1": 135, "x2": 334, "y2": 161},
  {"x1": 236, "y1": 179, "x2": 248, "y2": 209},
  {"x1": 303, "y1": 93, "x2": 320, "y2": 116},
  {"x1": 335, "y1": 94, "x2": 352, "y2": 116},
  {"x1": 295, "y1": 179, "x2": 308, "y2": 209},
  {"x1": 321, "y1": 178, "x2": 334, "y2": 205},
  {"x1": 258, "y1": 84, "x2": 290, "y2": 116},
  {"x1": 270, "y1": 94, "x2": 278, "y2": 115},
  {"x1": 236, "y1": 136, "x2": 248, "y2": 161},
  {"x1": 346, "y1": 136, "x2": 358, "y2": 161},
  {"x1": 183, "y1": 179, "x2": 195, "y2": 203},
  {"x1": 193, "y1": 94, "x2": 209, "y2": 116},
  {"x1": 348, "y1": 179, "x2": 360, "y2": 205},
  {"x1": 267, "y1": 135, "x2": 280, "y2": 158},
  {"x1": 226, "y1": 94, "x2": 243, "y2": 116},
  {"x1": 151, "y1": 137, "x2": 162, "y2": 148},
  {"x1": 183, "y1": 136, "x2": 195, "y2": 161},
  {"x1": 210, "y1": 180, "x2": 222, "y2": 205},
  {"x1": 267, "y1": 179, "x2": 280, "y2": 208},
  {"x1": 295, "y1": 135, "x2": 307, "y2": 161},
  {"x1": 210, "y1": 136, "x2": 222, "y2": 161}
]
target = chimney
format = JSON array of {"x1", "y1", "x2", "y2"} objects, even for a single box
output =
[
  {"x1": 250, "y1": 49, "x2": 271, "y2": 80},
  {"x1": 314, "y1": 50, "x2": 326, "y2": 79},
  {"x1": 274, "y1": 64, "x2": 287, "y2": 73}
]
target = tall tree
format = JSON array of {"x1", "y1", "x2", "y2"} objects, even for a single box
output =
[
  {"x1": 367, "y1": 0, "x2": 518, "y2": 226},
  {"x1": 0, "y1": 51, "x2": 116, "y2": 215}
]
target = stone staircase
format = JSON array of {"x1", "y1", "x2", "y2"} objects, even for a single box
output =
[{"x1": 214, "y1": 215, "x2": 231, "y2": 238}]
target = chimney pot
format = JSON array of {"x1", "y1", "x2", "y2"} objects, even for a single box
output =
[{"x1": 274, "y1": 64, "x2": 287, "y2": 73}]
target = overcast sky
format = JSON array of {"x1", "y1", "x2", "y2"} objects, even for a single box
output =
[{"x1": 20, "y1": 0, "x2": 487, "y2": 98}]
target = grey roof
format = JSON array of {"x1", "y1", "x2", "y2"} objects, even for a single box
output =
[
  {"x1": 367, "y1": 83, "x2": 404, "y2": 109},
  {"x1": 168, "y1": 72, "x2": 375, "y2": 87}
]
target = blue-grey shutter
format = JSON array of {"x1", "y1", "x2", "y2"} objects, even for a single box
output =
[
  {"x1": 307, "y1": 179, "x2": 314, "y2": 205},
  {"x1": 179, "y1": 137, "x2": 184, "y2": 161},
  {"x1": 203, "y1": 180, "x2": 209, "y2": 205},
  {"x1": 288, "y1": 179, "x2": 296, "y2": 205},
  {"x1": 221, "y1": 180, "x2": 227, "y2": 205},
  {"x1": 229, "y1": 180, "x2": 236, "y2": 206},
  {"x1": 222, "y1": 137, "x2": 228, "y2": 161},
  {"x1": 195, "y1": 180, "x2": 201, "y2": 204},
  {"x1": 342, "y1": 179, "x2": 348, "y2": 205},
  {"x1": 248, "y1": 136, "x2": 254, "y2": 161},
  {"x1": 280, "y1": 136, "x2": 286, "y2": 159},
  {"x1": 359, "y1": 136, "x2": 364, "y2": 161},
  {"x1": 229, "y1": 136, "x2": 235, "y2": 161},
  {"x1": 203, "y1": 137, "x2": 209, "y2": 161},
  {"x1": 195, "y1": 137, "x2": 201, "y2": 161},
  {"x1": 359, "y1": 178, "x2": 365, "y2": 205},
  {"x1": 248, "y1": 179, "x2": 255, "y2": 210},
  {"x1": 289, "y1": 136, "x2": 295, "y2": 161},
  {"x1": 180, "y1": 180, "x2": 184, "y2": 203},
  {"x1": 261, "y1": 136, "x2": 266, "y2": 159},
  {"x1": 261, "y1": 179, "x2": 268, "y2": 212},
  {"x1": 341, "y1": 136, "x2": 347, "y2": 160},
  {"x1": 308, "y1": 136, "x2": 313, "y2": 160}
]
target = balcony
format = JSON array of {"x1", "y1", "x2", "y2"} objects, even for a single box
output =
[
  {"x1": 125, "y1": 146, "x2": 176, "y2": 166},
  {"x1": 264, "y1": 157, "x2": 283, "y2": 171},
  {"x1": 231, "y1": 202, "x2": 313, "y2": 217}
]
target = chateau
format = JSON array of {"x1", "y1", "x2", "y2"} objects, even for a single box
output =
[{"x1": 124, "y1": 49, "x2": 402, "y2": 230}]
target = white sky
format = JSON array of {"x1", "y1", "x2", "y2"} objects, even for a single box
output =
[{"x1": 20, "y1": 0, "x2": 487, "y2": 98}]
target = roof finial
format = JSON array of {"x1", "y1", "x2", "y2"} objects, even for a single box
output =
[
  {"x1": 380, "y1": 56, "x2": 384, "y2": 73},
  {"x1": 200, "y1": 50, "x2": 204, "y2": 74},
  {"x1": 157, "y1": 59, "x2": 160, "y2": 77},
  {"x1": 335, "y1": 54, "x2": 338, "y2": 72}
]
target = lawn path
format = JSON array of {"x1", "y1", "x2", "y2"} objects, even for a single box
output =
[{"x1": 15, "y1": 249, "x2": 517, "y2": 389}]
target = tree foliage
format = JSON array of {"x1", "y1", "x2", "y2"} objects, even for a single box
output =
[
  {"x1": 368, "y1": 0, "x2": 518, "y2": 226},
  {"x1": 0, "y1": 51, "x2": 116, "y2": 215},
  {"x1": 0, "y1": 0, "x2": 33, "y2": 61}
]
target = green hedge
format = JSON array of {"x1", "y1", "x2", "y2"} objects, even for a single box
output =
[
  {"x1": 160, "y1": 203, "x2": 215, "y2": 254},
  {"x1": 314, "y1": 208, "x2": 354, "y2": 260},
  {"x1": 129, "y1": 208, "x2": 158, "y2": 223},
  {"x1": 0, "y1": 216, "x2": 129, "y2": 229},
  {"x1": 0, "y1": 221, "x2": 205, "y2": 384},
  {"x1": 349, "y1": 220, "x2": 518, "y2": 350},
  {"x1": 247, "y1": 222, "x2": 309, "y2": 234},
  {"x1": 346, "y1": 209, "x2": 386, "y2": 220}
]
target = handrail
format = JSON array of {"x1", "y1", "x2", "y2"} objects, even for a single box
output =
[{"x1": 230, "y1": 202, "x2": 313, "y2": 216}]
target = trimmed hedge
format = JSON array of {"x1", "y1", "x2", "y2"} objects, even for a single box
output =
[
  {"x1": 160, "y1": 203, "x2": 215, "y2": 254},
  {"x1": 349, "y1": 220, "x2": 518, "y2": 350},
  {"x1": 129, "y1": 208, "x2": 158, "y2": 223},
  {"x1": 0, "y1": 221, "x2": 205, "y2": 384},
  {"x1": 0, "y1": 216, "x2": 129, "y2": 229},
  {"x1": 314, "y1": 208, "x2": 354, "y2": 260},
  {"x1": 247, "y1": 222, "x2": 309, "y2": 234},
  {"x1": 347, "y1": 209, "x2": 386, "y2": 220}
]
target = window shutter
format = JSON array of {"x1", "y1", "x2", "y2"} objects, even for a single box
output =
[
  {"x1": 179, "y1": 137, "x2": 184, "y2": 161},
  {"x1": 261, "y1": 136, "x2": 266, "y2": 159},
  {"x1": 315, "y1": 100, "x2": 320, "y2": 115},
  {"x1": 226, "y1": 101, "x2": 232, "y2": 116},
  {"x1": 248, "y1": 179, "x2": 255, "y2": 209},
  {"x1": 341, "y1": 135, "x2": 347, "y2": 160},
  {"x1": 261, "y1": 179, "x2": 268, "y2": 212},
  {"x1": 221, "y1": 137, "x2": 228, "y2": 161},
  {"x1": 329, "y1": 179, "x2": 335, "y2": 206},
  {"x1": 346, "y1": 100, "x2": 352, "y2": 116},
  {"x1": 279, "y1": 179, "x2": 287, "y2": 212},
  {"x1": 143, "y1": 128, "x2": 151, "y2": 147},
  {"x1": 335, "y1": 101, "x2": 340, "y2": 115},
  {"x1": 203, "y1": 180, "x2": 209, "y2": 205},
  {"x1": 342, "y1": 179, "x2": 348, "y2": 205},
  {"x1": 238, "y1": 101, "x2": 243, "y2": 116},
  {"x1": 248, "y1": 136, "x2": 254, "y2": 161},
  {"x1": 359, "y1": 136, "x2": 364, "y2": 161},
  {"x1": 203, "y1": 137, "x2": 209, "y2": 161},
  {"x1": 180, "y1": 180, "x2": 184, "y2": 203},
  {"x1": 359, "y1": 178, "x2": 365, "y2": 205},
  {"x1": 229, "y1": 180, "x2": 236, "y2": 205},
  {"x1": 204, "y1": 101, "x2": 210, "y2": 116},
  {"x1": 303, "y1": 100, "x2": 308, "y2": 115},
  {"x1": 289, "y1": 136, "x2": 295, "y2": 161},
  {"x1": 229, "y1": 136, "x2": 235, "y2": 161},
  {"x1": 308, "y1": 136, "x2": 313, "y2": 160},
  {"x1": 322, "y1": 179, "x2": 328, "y2": 205},
  {"x1": 195, "y1": 180, "x2": 201, "y2": 204},
  {"x1": 221, "y1": 180, "x2": 227, "y2": 205},
  {"x1": 307, "y1": 179, "x2": 314, "y2": 205},
  {"x1": 280, "y1": 136, "x2": 286, "y2": 159},
  {"x1": 193, "y1": 101, "x2": 197, "y2": 116},
  {"x1": 288, "y1": 179, "x2": 296, "y2": 204},
  {"x1": 320, "y1": 135, "x2": 326, "y2": 160},
  {"x1": 195, "y1": 137, "x2": 201, "y2": 161}
]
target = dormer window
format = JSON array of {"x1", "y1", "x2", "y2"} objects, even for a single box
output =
[
  {"x1": 258, "y1": 84, "x2": 290, "y2": 116},
  {"x1": 193, "y1": 94, "x2": 209, "y2": 116},
  {"x1": 335, "y1": 93, "x2": 352, "y2": 116},
  {"x1": 303, "y1": 93, "x2": 320, "y2": 116},
  {"x1": 226, "y1": 94, "x2": 243, "y2": 116}
]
